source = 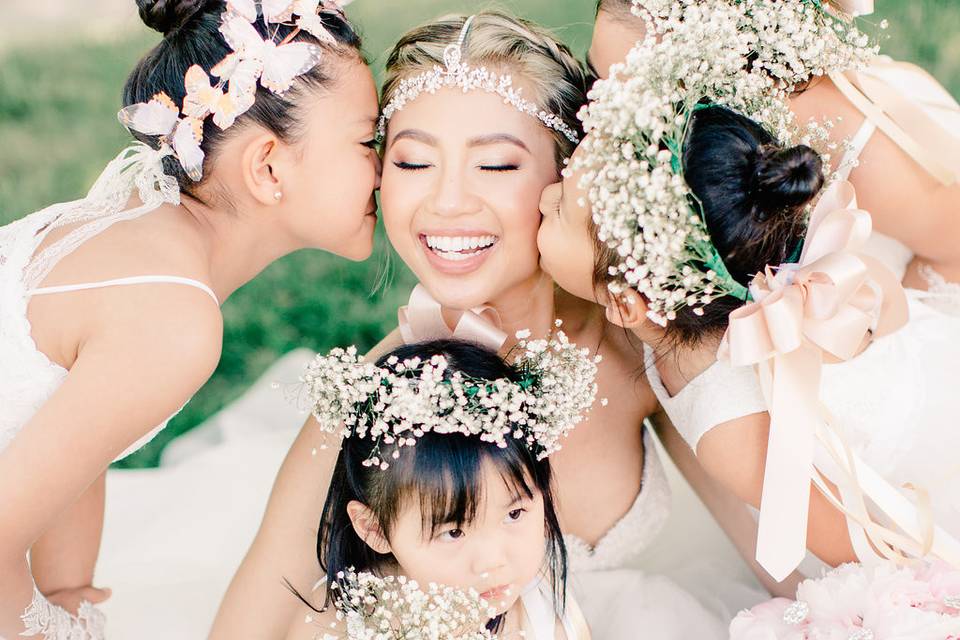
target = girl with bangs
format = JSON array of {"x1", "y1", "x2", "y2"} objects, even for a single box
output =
[{"x1": 284, "y1": 339, "x2": 589, "y2": 639}]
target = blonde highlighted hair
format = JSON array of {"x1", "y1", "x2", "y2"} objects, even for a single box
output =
[{"x1": 381, "y1": 11, "x2": 589, "y2": 168}]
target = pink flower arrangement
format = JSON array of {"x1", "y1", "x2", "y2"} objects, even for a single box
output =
[{"x1": 730, "y1": 561, "x2": 960, "y2": 640}]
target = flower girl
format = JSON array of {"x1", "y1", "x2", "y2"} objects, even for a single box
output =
[
  {"x1": 538, "y1": 5, "x2": 960, "y2": 633},
  {"x1": 284, "y1": 337, "x2": 598, "y2": 639}
]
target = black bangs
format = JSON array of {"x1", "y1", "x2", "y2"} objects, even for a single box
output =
[
  {"x1": 312, "y1": 339, "x2": 568, "y2": 616},
  {"x1": 387, "y1": 432, "x2": 537, "y2": 539}
]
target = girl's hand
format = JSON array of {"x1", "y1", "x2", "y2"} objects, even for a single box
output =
[{"x1": 44, "y1": 585, "x2": 112, "y2": 615}]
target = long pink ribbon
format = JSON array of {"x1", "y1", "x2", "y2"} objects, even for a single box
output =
[
  {"x1": 718, "y1": 180, "x2": 908, "y2": 581},
  {"x1": 398, "y1": 284, "x2": 508, "y2": 351}
]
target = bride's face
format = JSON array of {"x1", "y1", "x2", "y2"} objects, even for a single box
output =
[{"x1": 380, "y1": 83, "x2": 559, "y2": 309}]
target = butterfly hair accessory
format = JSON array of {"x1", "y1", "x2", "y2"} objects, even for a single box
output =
[
  {"x1": 377, "y1": 14, "x2": 580, "y2": 145},
  {"x1": 118, "y1": 0, "x2": 354, "y2": 181}
]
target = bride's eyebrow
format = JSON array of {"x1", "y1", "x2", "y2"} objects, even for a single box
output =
[{"x1": 467, "y1": 133, "x2": 530, "y2": 154}]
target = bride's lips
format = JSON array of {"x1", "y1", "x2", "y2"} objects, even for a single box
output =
[{"x1": 419, "y1": 231, "x2": 499, "y2": 275}]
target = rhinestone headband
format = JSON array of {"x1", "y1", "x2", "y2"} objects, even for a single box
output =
[{"x1": 377, "y1": 15, "x2": 580, "y2": 145}]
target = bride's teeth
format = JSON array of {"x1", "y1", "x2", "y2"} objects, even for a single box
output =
[{"x1": 425, "y1": 234, "x2": 497, "y2": 256}]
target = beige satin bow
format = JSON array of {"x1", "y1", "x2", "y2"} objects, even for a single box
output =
[
  {"x1": 398, "y1": 284, "x2": 508, "y2": 351},
  {"x1": 718, "y1": 180, "x2": 908, "y2": 581},
  {"x1": 830, "y1": 58, "x2": 960, "y2": 186}
]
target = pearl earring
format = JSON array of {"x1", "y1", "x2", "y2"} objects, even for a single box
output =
[{"x1": 273, "y1": 191, "x2": 283, "y2": 201}]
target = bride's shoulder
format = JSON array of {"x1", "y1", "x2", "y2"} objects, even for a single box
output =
[{"x1": 365, "y1": 327, "x2": 404, "y2": 362}]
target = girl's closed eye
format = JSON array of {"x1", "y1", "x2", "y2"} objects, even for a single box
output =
[{"x1": 361, "y1": 138, "x2": 380, "y2": 151}]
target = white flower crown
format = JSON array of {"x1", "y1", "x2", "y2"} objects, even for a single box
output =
[
  {"x1": 377, "y1": 15, "x2": 580, "y2": 145},
  {"x1": 118, "y1": 0, "x2": 353, "y2": 182},
  {"x1": 302, "y1": 326, "x2": 600, "y2": 469},
  {"x1": 578, "y1": 0, "x2": 878, "y2": 325}
]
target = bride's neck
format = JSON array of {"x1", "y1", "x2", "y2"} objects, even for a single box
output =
[
  {"x1": 484, "y1": 270, "x2": 557, "y2": 349},
  {"x1": 179, "y1": 196, "x2": 300, "y2": 303},
  {"x1": 633, "y1": 323, "x2": 722, "y2": 394}
]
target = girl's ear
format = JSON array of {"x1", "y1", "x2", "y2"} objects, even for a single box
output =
[
  {"x1": 603, "y1": 287, "x2": 648, "y2": 329},
  {"x1": 240, "y1": 132, "x2": 289, "y2": 206},
  {"x1": 347, "y1": 500, "x2": 391, "y2": 554}
]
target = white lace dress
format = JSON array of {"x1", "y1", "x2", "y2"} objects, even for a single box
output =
[
  {"x1": 562, "y1": 429, "x2": 762, "y2": 639},
  {"x1": 0, "y1": 145, "x2": 219, "y2": 639}
]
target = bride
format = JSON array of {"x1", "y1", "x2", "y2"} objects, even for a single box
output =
[{"x1": 213, "y1": 10, "x2": 747, "y2": 640}]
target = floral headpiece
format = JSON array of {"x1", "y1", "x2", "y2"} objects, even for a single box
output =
[
  {"x1": 578, "y1": 0, "x2": 878, "y2": 324},
  {"x1": 118, "y1": 0, "x2": 353, "y2": 182},
  {"x1": 377, "y1": 15, "x2": 580, "y2": 145},
  {"x1": 302, "y1": 326, "x2": 600, "y2": 469}
]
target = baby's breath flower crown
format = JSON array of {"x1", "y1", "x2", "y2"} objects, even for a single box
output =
[
  {"x1": 302, "y1": 327, "x2": 600, "y2": 469},
  {"x1": 323, "y1": 569, "x2": 497, "y2": 640},
  {"x1": 579, "y1": 0, "x2": 879, "y2": 325}
]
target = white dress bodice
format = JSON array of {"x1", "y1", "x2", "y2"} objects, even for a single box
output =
[
  {"x1": 645, "y1": 291, "x2": 960, "y2": 545},
  {"x1": 0, "y1": 156, "x2": 218, "y2": 461},
  {"x1": 564, "y1": 429, "x2": 671, "y2": 572}
]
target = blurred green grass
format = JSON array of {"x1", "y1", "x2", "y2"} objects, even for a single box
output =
[{"x1": 0, "y1": 1, "x2": 956, "y2": 467}]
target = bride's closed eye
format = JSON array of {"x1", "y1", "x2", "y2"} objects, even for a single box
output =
[
  {"x1": 479, "y1": 163, "x2": 520, "y2": 172},
  {"x1": 393, "y1": 160, "x2": 432, "y2": 171}
]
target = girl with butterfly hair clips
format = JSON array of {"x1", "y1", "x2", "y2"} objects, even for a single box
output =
[
  {"x1": 0, "y1": 0, "x2": 378, "y2": 637},
  {"x1": 284, "y1": 338, "x2": 598, "y2": 640}
]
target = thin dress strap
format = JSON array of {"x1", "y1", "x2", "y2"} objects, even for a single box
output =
[
  {"x1": 27, "y1": 275, "x2": 219, "y2": 306},
  {"x1": 835, "y1": 118, "x2": 877, "y2": 180}
]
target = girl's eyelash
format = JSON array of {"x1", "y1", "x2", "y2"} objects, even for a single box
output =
[
  {"x1": 393, "y1": 161, "x2": 431, "y2": 171},
  {"x1": 507, "y1": 508, "x2": 527, "y2": 521},
  {"x1": 362, "y1": 139, "x2": 379, "y2": 150}
]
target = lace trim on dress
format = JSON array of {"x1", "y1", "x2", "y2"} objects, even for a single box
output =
[
  {"x1": 918, "y1": 264, "x2": 960, "y2": 316},
  {"x1": 20, "y1": 586, "x2": 106, "y2": 640},
  {"x1": 565, "y1": 429, "x2": 672, "y2": 572}
]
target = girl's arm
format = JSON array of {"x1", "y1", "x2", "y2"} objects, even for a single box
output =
[
  {"x1": 211, "y1": 415, "x2": 337, "y2": 639},
  {"x1": 211, "y1": 328, "x2": 405, "y2": 639},
  {"x1": 650, "y1": 412, "x2": 804, "y2": 597},
  {"x1": 29, "y1": 472, "x2": 109, "y2": 610},
  {"x1": 691, "y1": 411, "x2": 858, "y2": 575},
  {"x1": 0, "y1": 288, "x2": 221, "y2": 637}
]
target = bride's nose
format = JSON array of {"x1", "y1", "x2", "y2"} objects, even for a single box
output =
[{"x1": 430, "y1": 166, "x2": 482, "y2": 217}]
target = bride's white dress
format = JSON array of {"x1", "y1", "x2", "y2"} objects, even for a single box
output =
[{"x1": 94, "y1": 349, "x2": 768, "y2": 639}]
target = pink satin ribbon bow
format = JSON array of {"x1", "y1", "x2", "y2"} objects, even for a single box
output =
[
  {"x1": 718, "y1": 180, "x2": 908, "y2": 581},
  {"x1": 398, "y1": 284, "x2": 508, "y2": 351}
]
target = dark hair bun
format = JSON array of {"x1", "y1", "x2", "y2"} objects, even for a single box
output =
[
  {"x1": 751, "y1": 144, "x2": 824, "y2": 220},
  {"x1": 136, "y1": 0, "x2": 214, "y2": 35}
]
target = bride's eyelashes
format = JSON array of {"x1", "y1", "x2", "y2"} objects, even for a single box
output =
[
  {"x1": 479, "y1": 163, "x2": 520, "y2": 172},
  {"x1": 393, "y1": 160, "x2": 432, "y2": 171}
]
